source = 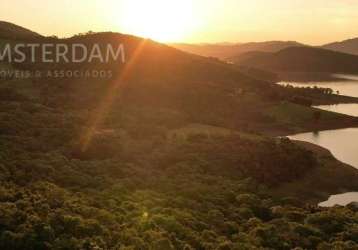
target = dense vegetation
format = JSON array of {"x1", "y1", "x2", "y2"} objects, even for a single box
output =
[
  {"x1": 0, "y1": 90, "x2": 357, "y2": 249},
  {"x1": 1, "y1": 24, "x2": 358, "y2": 249}
]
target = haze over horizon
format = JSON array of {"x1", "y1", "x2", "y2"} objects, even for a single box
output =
[{"x1": 1, "y1": 0, "x2": 358, "y2": 45}]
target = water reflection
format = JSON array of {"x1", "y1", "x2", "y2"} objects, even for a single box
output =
[
  {"x1": 290, "y1": 129, "x2": 358, "y2": 206},
  {"x1": 278, "y1": 74, "x2": 358, "y2": 98},
  {"x1": 284, "y1": 75, "x2": 358, "y2": 207},
  {"x1": 314, "y1": 104, "x2": 358, "y2": 117},
  {"x1": 289, "y1": 128, "x2": 358, "y2": 169},
  {"x1": 313, "y1": 130, "x2": 320, "y2": 138}
]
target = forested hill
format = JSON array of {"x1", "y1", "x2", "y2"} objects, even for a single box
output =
[
  {"x1": 0, "y1": 21, "x2": 42, "y2": 40},
  {"x1": 172, "y1": 41, "x2": 303, "y2": 60},
  {"x1": 1, "y1": 24, "x2": 358, "y2": 249},
  {"x1": 6, "y1": 31, "x2": 355, "y2": 133},
  {"x1": 322, "y1": 37, "x2": 358, "y2": 56},
  {"x1": 232, "y1": 46, "x2": 358, "y2": 74}
]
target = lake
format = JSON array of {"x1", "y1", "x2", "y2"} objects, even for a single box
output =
[
  {"x1": 278, "y1": 74, "x2": 358, "y2": 98},
  {"x1": 281, "y1": 75, "x2": 358, "y2": 206},
  {"x1": 319, "y1": 192, "x2": 358, "y2": 207},
  {"x1": 289, "y1": 128, "x2": 358, "y2": 206},
  {"x1": 314, "y1": 103, "x2": 358, "y2": 117},
  {"x1": 289, "y1": 128, "x2": 358, "y2": 169},
  {"x1": 279, "y1": 74, "x2": 358, "y2": 117}
]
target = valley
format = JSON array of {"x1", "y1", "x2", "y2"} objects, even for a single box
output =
[{"x1": 1, "y1": 20, "x2": 358, "y2": 249}]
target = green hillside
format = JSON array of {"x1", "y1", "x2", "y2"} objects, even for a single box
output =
[{"x1": 1, "y1": 28, "x2": 358, "y2": 249}]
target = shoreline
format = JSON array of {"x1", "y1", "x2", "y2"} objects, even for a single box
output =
[
  {"x1": 278, "y1": 72, "x2": 358, "y2": 83},
  {"x1": 313, "y1": 94, "x2": 358, "y2": 105},
  {"x1": 264, "y1": 111, "x2": 358, "y2": 204},
  {"x1": 270, "y1": 140, "x2": 358, "y2": 204},
  {"x1": 261, "y1": 117, "x2": 358, "y2": 138}
]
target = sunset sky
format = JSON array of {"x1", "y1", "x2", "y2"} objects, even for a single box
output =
[{"x1": 1, "y1": 0, "x2": 357, "y2": 44}]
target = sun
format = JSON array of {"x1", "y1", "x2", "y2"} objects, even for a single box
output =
[{"x1": 116, "y1": 0, "x2": 197, "y2": 42}]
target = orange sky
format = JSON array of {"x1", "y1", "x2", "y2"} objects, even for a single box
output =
[{"x1": 1, "y1": 0, "x2": 358, "y2": 45}]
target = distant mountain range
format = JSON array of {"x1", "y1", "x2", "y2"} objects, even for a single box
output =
[
  {"x1": 173, "y1": 37, "x2": 358, "y2": 78},
  {"x1": 2, "y1": 20, "x2": 358, "y2": 79},
  {"x1": 173, "y1": 38, "x2": 358, "y2": 63},
  {"x1": 232, "y1": 46, "x2": 358, "y2": 75},
  {"x1": 172, "y1": 41, "x2": 304, "y2": 60},
  {"x1": 0, "y1": 21, "x2": 42, "y2": 40},
  {"x1": 176, "y1": 37, "x2": 358, "y2": 83},
  {"x1": 322, "y1": 38, "x2": 358, "y2": 56}
]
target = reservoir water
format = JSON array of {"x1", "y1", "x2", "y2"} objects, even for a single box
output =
[
  {"x1": 314, "y1": 104, "x2": 358, "y2": 117},
  {"x1": 319, "y1": 192, "x2": 358, "y2": 207},
  {"x1": 289, "y1": 128, "x2": 358, "y2": 169},
  {"x1": 289, "y1": 129, "x2": 358, "y2": 206},
  {"x1": 278, "y1": 74, "x2": 358, "y2": 98},
  {"x1": 282, "y1": 75, "x2": 358, "y2": 206},
  {"x1": 279, "y1": 74, "x2": 358, "y2": 117}
]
